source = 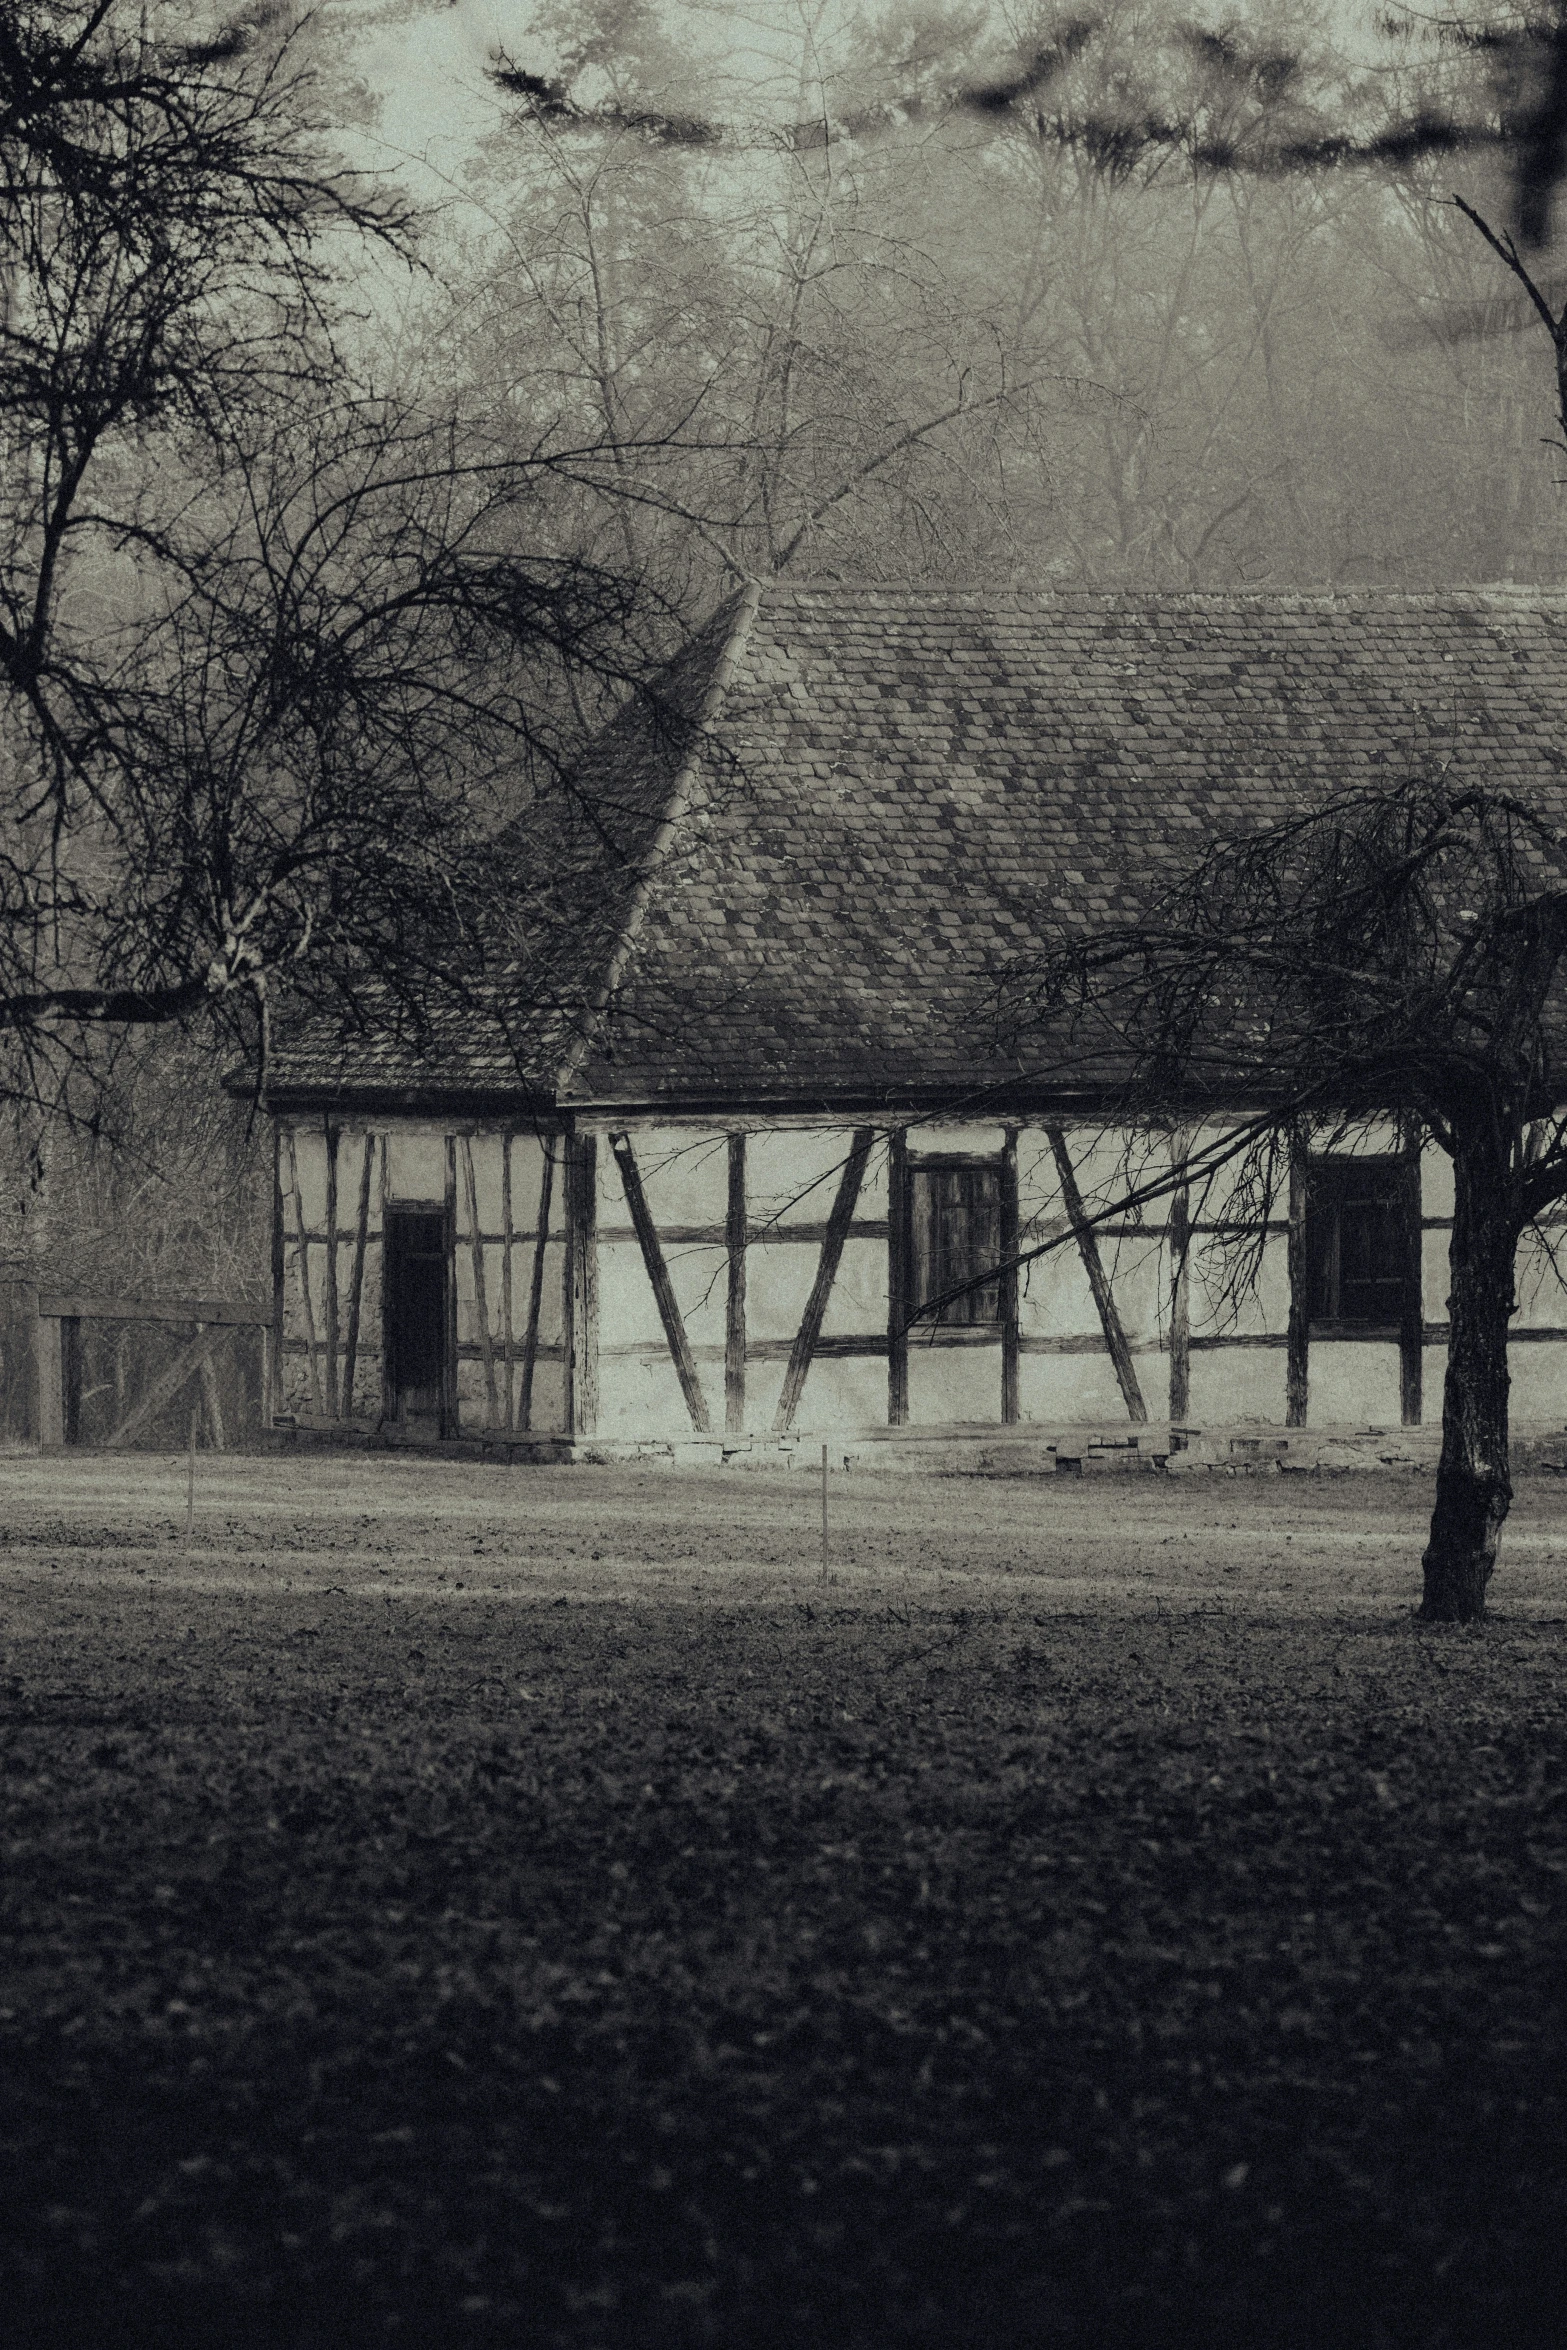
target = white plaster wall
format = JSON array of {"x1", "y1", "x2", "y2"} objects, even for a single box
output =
[
  {"x1": 1096, "y1": 1234, "x2": 1163, "y2": 1340},
  {"x1": 819, "y1": 1236, "x2": 887, "y2": 1337},
  {"x1": 1187, "y1": 1348, "x2": 1287, "y2": 1427},
  {"x1": 664, "y1": 1244, "x2": 729, "y2": 1348},
  {"x1": 597, "y1": 1237, "x2": 728, "y2": 1352},
  {"x1": 282, "y1": 1123, "x2": 328, "y2": 1228},
  {"x1": 744, "y1": 1358, "x2": 789, "y2": 1433},
  {"x1": 600, "y1": 1126, "x2": 729, "y2": 1227},
  {"x1": 1188, "y1": 1234, "x2": 1290, "y2": 1339},
  {"x1": 597, "y1": 1238, "x2": 666, "y2": 1352},
  {"x1": 745, "y1": 1237, "x2": 822, "y2": 1344},
  {"x1": 785, "y1": 1354, "x2": 889, "y2": 1434},
  {"x1": 747, "y1": 1127, "x2": 884, "y2": 1226},
  {"x1": 1420, "y1": 1346, "x2": 1449, "y2": 1420},
  {"x1": 596, "y1": 1350, "x2": 697, "y2": 1439},
  {"x1": 1422, "y1": 1142, "x2": 1455, "y2": 1217},
  {"x1": 1507, "y1": 1346, "x2": 1567, "y2": 1421},
  {"x1": 350, "y1": 1242, "x2": 383, "y2": 1417},
  {"x1": 384, "y1": 1131, "x2": 447, "y2": 1201},
  {"x1": 1020, "y1": 1350, "x2": 1139, "y2": 1424},
  {"x1": 461, "y1": 1133, "x2": 501, "y2": 1232},
  {"x1": 1515, "y1": 1233, "x2": 1567, "y2": 1328},
  {"x1": 532, "y1": 1244, "x2": 567, "y2": 1349},
  {"x1": 503, "y1": 1133, "x2": 555, "y2": 1234},
  {"x1": 527, "y1": 1359, "x2": 566, "y2": 1433},
  {"x1": 1307, "y1": 1340, "x2": 1402, "y2": 1425},
  {"x1": 911, "y1": 1123, "x2": 1008, "y2": 1156},
  {"x1": 908, "y1": 1343, "x2": 1004, "y2": 1424},
  {"x1": 1422, "y1": 1229, "x2": 1450, "y2": 1324},
  {"x1": 1017, "y1": 1249, "x2": 1102, "y2": 1339}
]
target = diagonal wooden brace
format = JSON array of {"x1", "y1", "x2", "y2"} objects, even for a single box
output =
[
  {"x1": 774, "y1": 1130, "x2": 874, "y2": 1433},
  {"x1": 611, "y1": 1132, "x2": 712, "y2": 1433},
  {"x1": 105, "y1": 1324, "x2": 226, "y2": 1449},
  {"x1": 1045, "y1": 1124, "x2": 1148, "y2": 1424}
]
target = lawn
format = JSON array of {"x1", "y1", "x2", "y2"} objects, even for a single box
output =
[{"x1": 3, "y1": 1452, "x2": 1567, "y2": 2348}]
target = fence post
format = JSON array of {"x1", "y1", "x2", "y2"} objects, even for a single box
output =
[
  {"x1": 36, "y1": 1316, "x2": 63, "y2": 1449},
  {"x1": 0, "y1": 1269, "x2": 42, "y2": 1447}
]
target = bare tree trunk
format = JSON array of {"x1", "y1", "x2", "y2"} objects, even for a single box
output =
[{"x1": 1421, "y1": 1149, "x2": 1516, "y2": 1623}]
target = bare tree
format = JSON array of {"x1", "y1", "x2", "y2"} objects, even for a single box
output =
[
  {"x1": 993, "y1": 778, "x2": 1567, "y2": 1621},
  {"x1": 0, "y1": 0, "x2": 659, "y2": 1116}
]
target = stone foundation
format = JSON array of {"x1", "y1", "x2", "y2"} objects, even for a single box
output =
[{"x1": 260, "y1": 1417, "x2": 1567, "y2": 1476}]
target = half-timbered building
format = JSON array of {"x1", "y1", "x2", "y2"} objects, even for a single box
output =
[{"x1": 262, "y1": 583, "x2": 1567, "y2": 1459}]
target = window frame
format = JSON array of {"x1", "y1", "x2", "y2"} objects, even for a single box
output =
[
  {"x1": 1304, "y1": 1153, "x2": 1416, "y2": 1336},
  {"x1": 903, "y1": 1151, "x2": 1008, "y2": 1331}
]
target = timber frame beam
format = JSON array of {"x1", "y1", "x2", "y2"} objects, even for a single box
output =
[
  {"x1": 775, "y1": 1130, "x2": 874, "y2": 1433},
  {"x1": 1045, "y1": 1124, "x2": 1148, "y2": 1425},
  {"x1": 609, "y1": 1131, "x2": 712, "y2": 1434}
]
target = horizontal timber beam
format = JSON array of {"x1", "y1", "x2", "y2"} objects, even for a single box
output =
[
  {"x1": 41, "y1": 1293, "x2": 270, "y2": 1328},
  {"x1": 283, "y1": 1326, "x2": 1567, "y2": 1365},
  {"x1": 287, "y1": 1218, "x2": 891, "y2": 1249}
]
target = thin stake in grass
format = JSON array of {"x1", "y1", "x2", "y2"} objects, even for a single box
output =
[
  {"x1": 821, "y1": 1442, "x2": 831, "y2": 1582},
  {"x1": 186, "y1": 1403, "x2": 197, "y2": 1547}
]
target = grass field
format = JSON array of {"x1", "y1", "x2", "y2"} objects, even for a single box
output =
[{"x1": 3, "y1": 1452, "x2": 1567, "y2": 2348}]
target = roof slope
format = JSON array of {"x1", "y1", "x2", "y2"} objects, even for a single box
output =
[{"x1": 266, "y1": 583, "x2": 1567, "y2": 1113}]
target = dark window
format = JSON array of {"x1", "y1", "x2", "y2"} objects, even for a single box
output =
[
  {"x1": 1306, "y1": 1160, "x2": 1409, "y2": 1328},
  {"x1": 909, "y1": 1160, "x2": 1002, "y2": 1326}
]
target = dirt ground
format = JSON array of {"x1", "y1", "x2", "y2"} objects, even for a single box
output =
[
  {"x1": 7, "y1": 1444, "x2": 1567, "y2": 1609},
  {"x1": 4, "y1": 1454, "x2": 1567, "y2": 2347}
]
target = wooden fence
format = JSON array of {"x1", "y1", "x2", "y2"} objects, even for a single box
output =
[{"x1": 0, "y1": 1273, "x2": 269, "y2": 1450}]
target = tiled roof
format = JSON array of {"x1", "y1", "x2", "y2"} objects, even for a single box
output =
[{"x1": 265, "y1": 583, "x2": 1567, "y2": 1112}]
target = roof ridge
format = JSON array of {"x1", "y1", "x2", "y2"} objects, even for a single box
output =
[
  {"x1": 752, "y1": 579, "x2": 1567, "y2": 604},
  {"x1": 554, "y1": 579, "x2": 763, "y2": 1097}
]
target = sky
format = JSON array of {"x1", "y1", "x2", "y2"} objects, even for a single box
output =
[{"x1": 318, "y1": 0, "x2": 1422, "y2": 224}]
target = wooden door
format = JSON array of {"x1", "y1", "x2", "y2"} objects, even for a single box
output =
[{"x1": 383, "y1": 1207, "x2": 452, "y2": 1436}]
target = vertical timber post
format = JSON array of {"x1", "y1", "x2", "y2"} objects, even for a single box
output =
[
  {"x1": 725, "y1": 1132, "x2": 747, "y2": 1437},
  {"x1": 501, "y1": 1134, "x2": 516, "y2": 1434},
  {"x1": 461, "y1": 1136, "x2": 498, "y2": 1430},
  {"x1": 35, "y1": 1314, "x2": 63, "y2": 1448},
  {"x1": 520, "y1": 1139, "x2": 555, "y2": 1434},
  {"x1": 285, "y1": 1128, "x2": 322, "y2": 1416},
  {"x1": 1400, "y1": 1118, "x2": 1424, "y2": 1428},
  {"x1": 341, "y1": 1133, "x2": 375, "y2": 1423},
  {"x1": 1000, "y1": 1128, "x2": 1020, "y2": 1425},
  {"x1": 0, "y1": 1273, "x2": 41, "y2": 1445},
  {"x1": 443, "y1": 1138, "x2": 459, "y2": 1439},
  {"x1": 564, "y1": 1131, "x2": 599, "y2": 1441},
  {"x1": 377, "y1": 1136, "x2": 393, "y2": 1432},
  {"x1": 1286, "y1": 1131, "x2": 1310, "y2": 1428},
  {"x1": 887, "y1": 1129, "x2": 910, "y2": 1427},
  {"x1": 61, "y1": 1314, "x2": 82, "y2": 1446},
  {"x1": 1168, "y1": 1170, "x2": 1191, "y2": 1427},
  {"x1": 323, "y1": 1119, "x2": 340, "y2": 1420},
  {"x1": 270, "y1": 1125, "x2": 286, "y2": 1422}
]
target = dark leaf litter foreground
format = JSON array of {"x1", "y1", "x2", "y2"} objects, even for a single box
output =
[{"x1": 3, "y1": 1456, "x2": 1567, "y2": 2349}]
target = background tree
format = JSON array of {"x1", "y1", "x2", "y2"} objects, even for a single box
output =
[
  {"x1": 421, "y1": 0, "x2": 1567, "y2": 598},
  {"x1": 436, "y1": 0, "x2": 1072, "y2": 601},
  {"x1": 0, "y1": 0, "x2": 661, "y2": 1135}
]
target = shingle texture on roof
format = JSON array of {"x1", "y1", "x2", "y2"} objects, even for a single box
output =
[{"x1": 265, "y1": 583, "x2": 1567, "y2": 1111}]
